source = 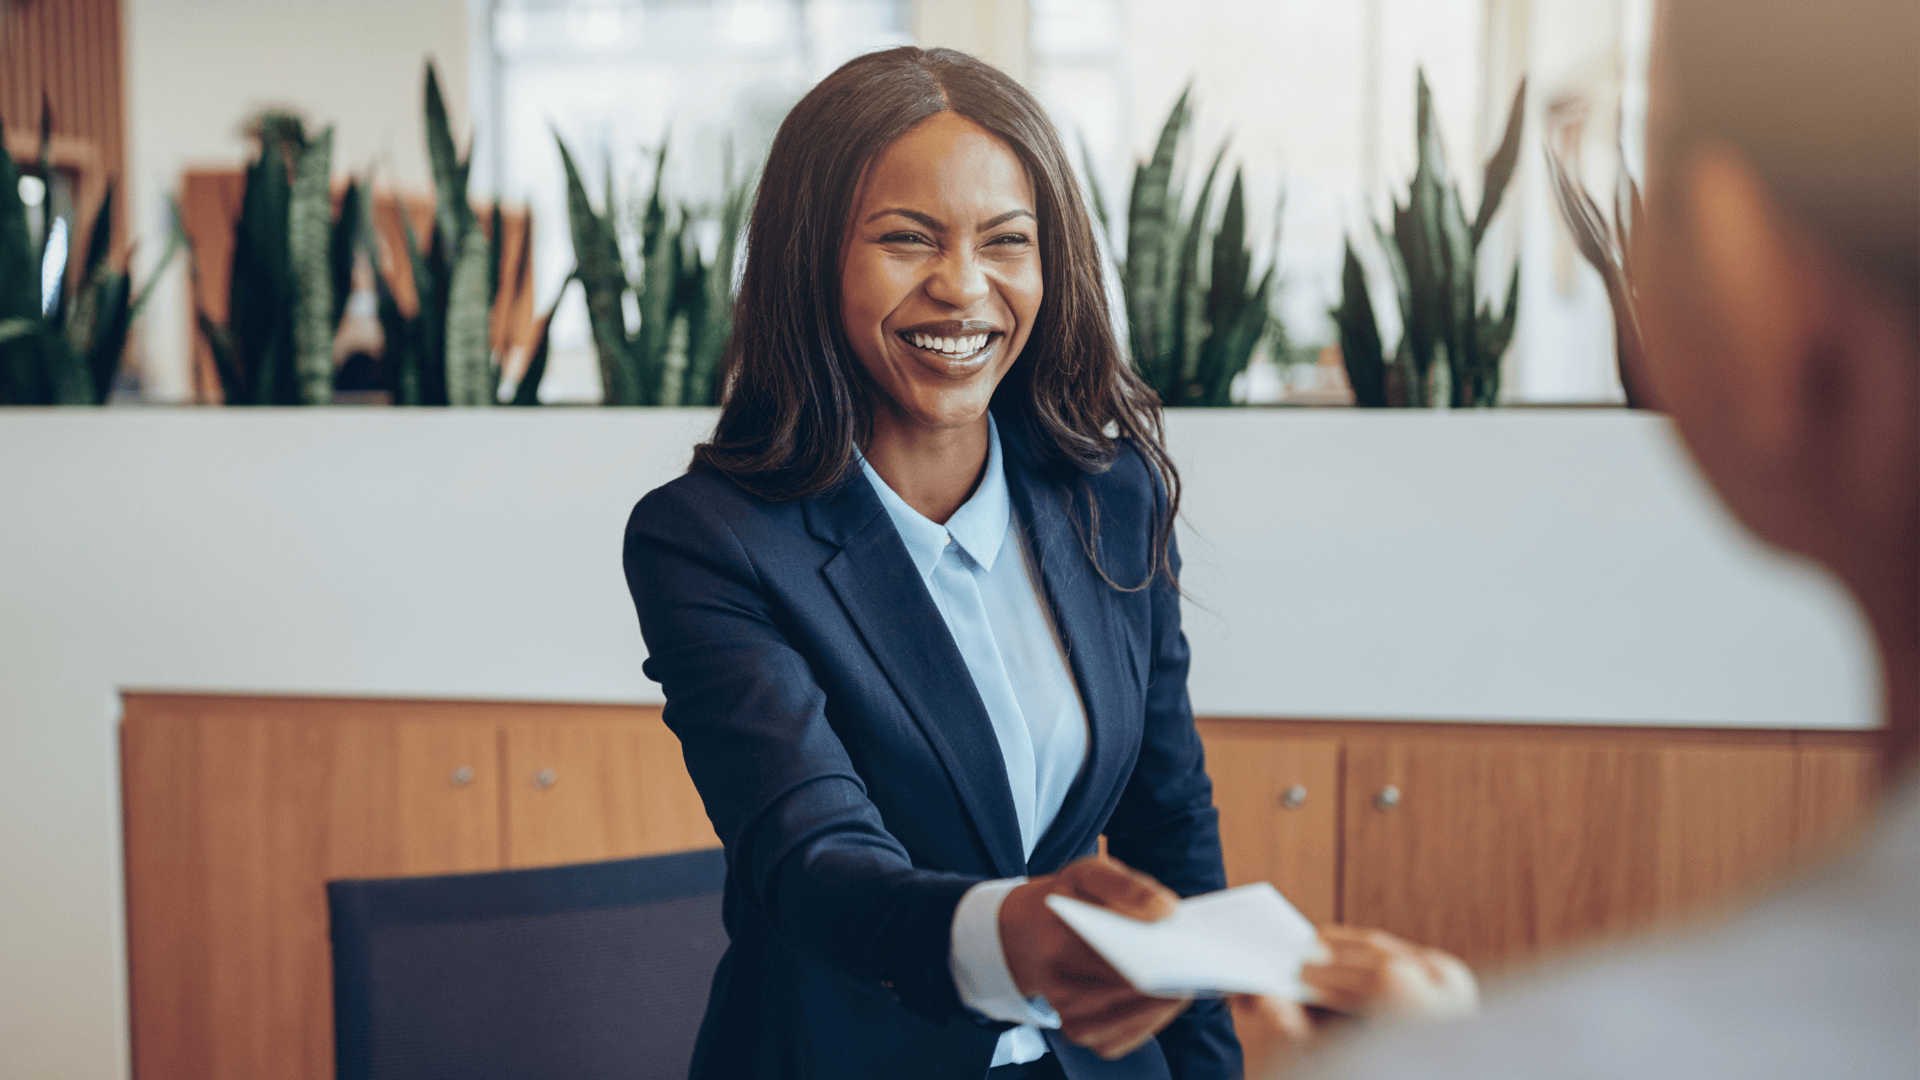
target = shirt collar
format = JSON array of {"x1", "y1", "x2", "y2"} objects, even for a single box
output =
[{"x1": 860, "y1": 415, "x2": 1012, "y2": 582}]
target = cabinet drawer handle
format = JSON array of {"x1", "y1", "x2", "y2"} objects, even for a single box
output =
[
  {"x1": 450, "y1": 766, "x2": 475, "y2": 787},
  {"x1": 1280, "y1": 784, "x2": 1308, "y2": 810},
  {"x1": 534, "y1": 768, "x2": 558, "y2": 789},
  {"x1": 1374, "y1": 785, "x2": 1401, "y2": 810}
]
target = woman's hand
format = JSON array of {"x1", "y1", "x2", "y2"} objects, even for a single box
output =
[
  {"x1": 1303, "y1": 926, "x2": 1478, "y2": 1020},
  {"x1": 998, "y1": 856, "x2": 1193, "y2": 1060}
]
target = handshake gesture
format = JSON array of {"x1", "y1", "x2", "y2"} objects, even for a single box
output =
[{"x1": 998, "y1": 856, "x2": 1476, "y2": 1069}]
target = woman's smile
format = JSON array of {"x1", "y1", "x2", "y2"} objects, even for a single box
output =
[{"x1": 894, "y1": 320, "x2": 1004, "y2": 371}]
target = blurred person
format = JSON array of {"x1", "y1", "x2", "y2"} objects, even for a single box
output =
[{"x1": 1235, "y1": 0, "x2": 1919, "y2": 1076}]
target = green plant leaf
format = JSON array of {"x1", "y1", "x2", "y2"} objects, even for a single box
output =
[
  {"x1": 1334, "y1": 241, "x2": 1388, "y2": 407},
  {"x1": 443, "y1": 219, "x2": 493, "y2": 405},
  {"x1": 0, "y1": 316, "x2": 42, "y2": 347},
  {"x1": 35, "y1": 95, "x2": 60, "y2": 322},
  {"x1": 487, "y1": 202, "x2": 503, "y2": 310},
  {"x1": 196, "y1": 310, "x2": 245, "y2": 406},
  {"x1": 1471, "y1": 78, "x2": 1527, "y2": 248},
  {"x1": 230, "y1": 126, "x2": 296, "y2": 404},
  {"x1": 1124, "y1": 84, "x2": 1191, "y2": 393},
  {"x1": 555, "y1": 130, "x2": 639, "y2": 405},
  {"x1": 129, "y1": 206, "x2": 184, "y2": 325},
  {"x1": 510, "y1": 275, "x2": 570, "y2": 406},
  {"x1": 1170, "y1": 139, "x2": 1227, "y2": 403},
  {"x1": 0, "y1": 114, "x2": 44, "y2": 403},
  {"x1": 82, "y1": 181, "x2": 115, "y2": 286},
  {"x1": 363, "y1": 223, "x2": 421, "y2": 405},
  {"x1": 288, "y1": 126, "x2": 336, "y2": 405},
  {"x1": 635, "y1": 140, "x2": 675, "y2": 405},
  {"x1": 1193, "y1": 169, "x2": 1271, "y2": 407},
  {"x1": 330, "y1": 179, "x2": 360, "y2": 330},
  {"x1": 73, "y1": 269, "x2": 132, "y2": 404},
  {"x1": 423, "y1": 62, "x2": 472, "y2": 240}
]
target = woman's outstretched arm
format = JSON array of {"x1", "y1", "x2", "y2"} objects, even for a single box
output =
[{"x1": 625, "y1": 480, "x2": 978, "y2": 1024}]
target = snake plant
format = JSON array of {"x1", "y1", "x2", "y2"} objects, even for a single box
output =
[
  {"x1": 191, "y1": 112, "x2": 357, "y2": 405},
  {"x1": 557, "y1": 133, "x2": 753, "y2": 406},
  {"x1": 1336, "y1": 71, "x2": 1525, "y2": 407},
  {"x1": 0, "y1": 102, "x2": 179, "y2": 405},
  {"x1": 364, "y1": 63, "x2": 525, "y2": 406},
  {"x1": 1086, "y1": 87, "x2": 1277, "y2": 407}
]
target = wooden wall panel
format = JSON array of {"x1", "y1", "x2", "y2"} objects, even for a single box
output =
[{"x1": 1, "y1": 0, "x2": 126, "y2": 240}]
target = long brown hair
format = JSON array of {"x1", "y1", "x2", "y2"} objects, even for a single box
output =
[{"x1": 692, "y1": 46, "x2": 1179, "y2": 587}]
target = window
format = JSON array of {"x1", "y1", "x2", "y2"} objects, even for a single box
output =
[{"x1": 1031, "y1": 0, "x2": 1653, "y2": 404}]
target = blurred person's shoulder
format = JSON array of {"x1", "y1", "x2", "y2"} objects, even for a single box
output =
[{"x1": 1292, "y1": 783, "x2": 1920, "y2": 1080}]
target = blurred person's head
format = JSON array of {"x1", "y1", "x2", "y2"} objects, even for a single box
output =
[{"x1": 1637, "y1": 0, "x2": 1919, "y2": 773}]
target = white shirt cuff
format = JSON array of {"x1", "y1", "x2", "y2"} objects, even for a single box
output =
[{"x1": 948, "y1": 877, "x2": 1063, "y2": 1028}]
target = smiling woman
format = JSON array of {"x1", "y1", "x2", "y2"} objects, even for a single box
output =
[{"x1": 622, "y1": 47, "x2": 1234, "y2": 1080}]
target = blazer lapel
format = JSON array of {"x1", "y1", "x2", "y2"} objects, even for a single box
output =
[
  {"x1": 806, "y1": 477, "x2": 1028, "y2": 879},
  {"x1": 1001, "y1": 443, "x2": 1144, "y2": 874}
]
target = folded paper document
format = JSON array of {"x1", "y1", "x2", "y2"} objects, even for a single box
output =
[{"x1": 1045, "y1": 882, "x2": 1328, "y2": 999}]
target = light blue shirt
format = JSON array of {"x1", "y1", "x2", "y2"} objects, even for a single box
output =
[{"x1": 860, "y1": 417, "x2": 1090, "y2": 1067}]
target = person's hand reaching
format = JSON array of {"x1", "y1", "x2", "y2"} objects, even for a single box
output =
[
  {"x1": 998, "y1": 856, "x2": 1194, "y2": 1060},
  {"x1": 1304, "y1": 926, "x2": 1477, "y2": 1020},
  {"x1": 1232, "y1": 926, "x2": 1478, "y2": 1079}
]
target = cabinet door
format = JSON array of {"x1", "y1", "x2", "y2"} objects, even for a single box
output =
[
  {"x1": 1792, "y1": 744, "x2": 1879, "y2": 859},
  {"x1": 122, "y1": 694, "x2": 499, "y2": 1080},
  {"x1": 1654, "y1": 745, "x2": 1801, "y2": 919},
  {"x1": 1341, "y1": 736, "x2": 1663, "y2": 971},
  {"x1": 502, "y1": 705, "x2": 718, "y2": 868},
  {"x1": 1197, "y1": 723, "x2": 1340, "y2": 925}
]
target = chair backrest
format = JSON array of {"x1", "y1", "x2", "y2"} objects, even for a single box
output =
[{"x1": 328, "y1": 847, "x2": 727, "y2": 1080}]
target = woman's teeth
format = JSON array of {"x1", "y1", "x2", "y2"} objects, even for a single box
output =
[{"x1": 906, "y1": 332, "x2": 992, "y2": 359}]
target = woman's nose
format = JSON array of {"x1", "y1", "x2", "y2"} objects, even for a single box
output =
[{"x1": 924, "y1": 250, "x2": 990, "y2": 309}]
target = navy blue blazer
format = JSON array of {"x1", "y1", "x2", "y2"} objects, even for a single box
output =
[{"x1": 622, "y1": 420, "x2": 1239, "y2": 1080}]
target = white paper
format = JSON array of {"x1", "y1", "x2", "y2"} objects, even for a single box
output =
[{"x1": 1044, "y1": 882, "x2": 1328, "y2": 999}]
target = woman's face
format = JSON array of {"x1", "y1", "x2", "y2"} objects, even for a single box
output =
[{"x1": 841, "y1": 111, "x2": 1042, "y2": 435}]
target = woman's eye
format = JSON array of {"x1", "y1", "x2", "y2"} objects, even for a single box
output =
[
  {"x1": 988, "y1": 233, "x2": 1033, "y2": 248},
  {"x1": 880, "y1": 232, "x2": 930, "y2": 246}
]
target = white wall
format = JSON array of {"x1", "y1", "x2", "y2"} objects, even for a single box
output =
[
  {"x1": 0, "y1": 409, "x2": 1875, "y2": 1077},
  {"x1": 124, "y1": 0, "x2": 475, "y2": 403}
]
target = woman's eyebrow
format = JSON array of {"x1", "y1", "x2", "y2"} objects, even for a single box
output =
[
  {"x1": 866, "y1": 208, "x2": 944, "y2": 230},
  {"x1": 863, "y1": 208, "x2": 1036, "y2": 231}
]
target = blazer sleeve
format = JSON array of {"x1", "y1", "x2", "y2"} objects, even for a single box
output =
[
  {"x1": 1100, "y1": 466, "x2": 1242, "y2": 1080},
  {"x1": 624, "y1": 480, "x2": 981, "y2": 1025}
]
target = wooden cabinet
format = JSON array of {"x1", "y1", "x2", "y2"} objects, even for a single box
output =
[
  {"x1": 1200, "y1": 720, "x2": 1879, "y2": 974},
  {"x1": 121, "y1": 694, "x2": 712, "y2": 1080},
  {"x1": 124, "y1": 697, "x2": 1877, "y2": 1080}
]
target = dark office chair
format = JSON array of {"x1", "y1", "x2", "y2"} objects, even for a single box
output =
[{"x1": 327, "y1": 847, "x2": 728, "y2": 1080}]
